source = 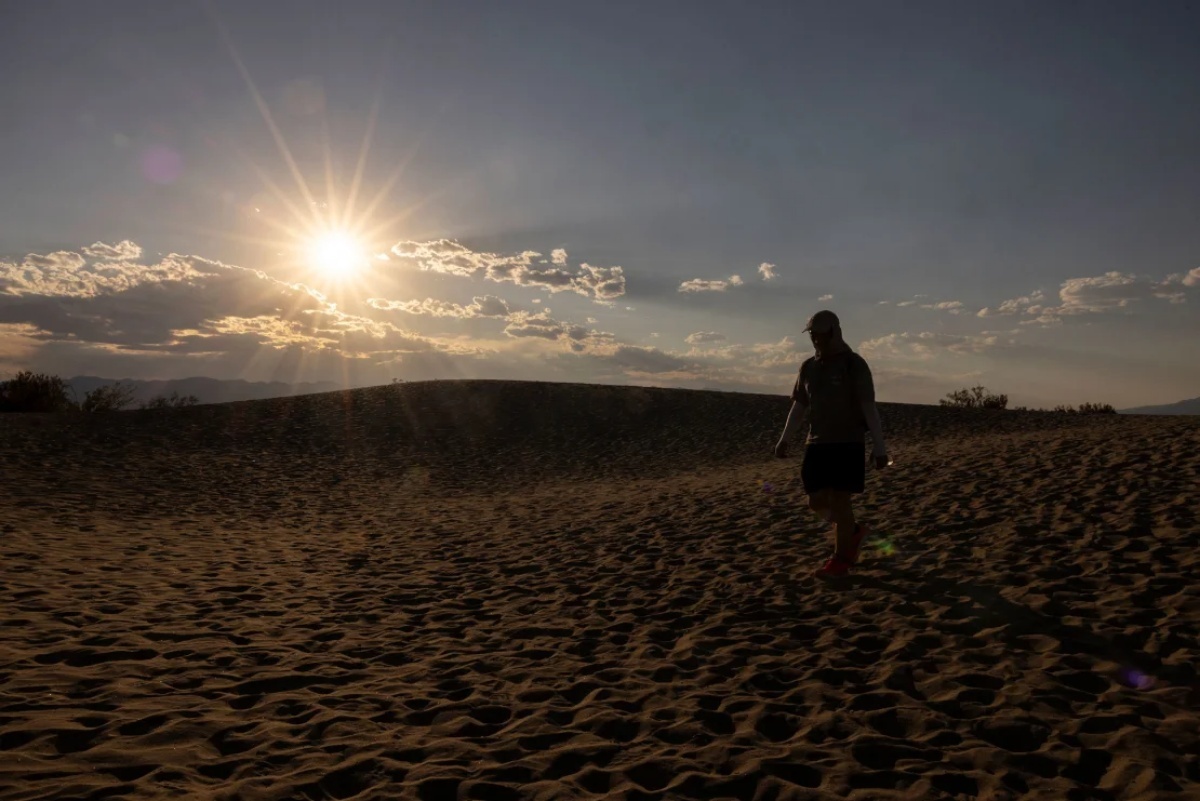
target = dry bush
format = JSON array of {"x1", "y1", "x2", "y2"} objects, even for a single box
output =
[
  {"x1": 940, "y1": 385, "x2": 1009, "y2": 410},
  {"x1": 141, "y1": 392, "x2": 200, "y2": 410},
  {"x1": 0, "y1": 371, "x2": 75, "y2": 413},
  {"x1": 80, "y1": 382, "x2": 138, "y2": 413}
]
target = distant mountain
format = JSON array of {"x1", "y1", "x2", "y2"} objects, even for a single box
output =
[
  {"x1": 66, "y1": 376, "x2": 343, "y2": 407},
  {"x1": 1119, "y1": 397, "x2": 1200, "y2": 415}
]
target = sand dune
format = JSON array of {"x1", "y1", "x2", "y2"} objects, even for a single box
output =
[{"x1": 1, "y1": 380, "x2": 1197, "y2": 800}]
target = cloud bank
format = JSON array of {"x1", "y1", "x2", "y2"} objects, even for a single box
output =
[
  {"x1": 979, "y1": 271, "x2": 1192, "y2": 324},
  {"x1": 390, "y1": 240, "x2": 626, "y2": 302}
]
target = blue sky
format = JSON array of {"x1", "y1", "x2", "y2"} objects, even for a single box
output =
[{"x1": 1, "y1": 1, "x2": 1198, "y2": 407}]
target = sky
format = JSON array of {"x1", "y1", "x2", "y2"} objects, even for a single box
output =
[{"x1": 1, "y1": 0, "x2": 1198, "y2": 409}]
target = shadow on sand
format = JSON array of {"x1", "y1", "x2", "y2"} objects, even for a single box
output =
[{"x1": 844, "y1": 567, "x2": 1199, "y2": 704}]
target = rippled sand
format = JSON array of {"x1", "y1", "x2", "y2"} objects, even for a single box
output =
[{"x1": 1, "y1": 380, "x2": 1197, "y2": 800}]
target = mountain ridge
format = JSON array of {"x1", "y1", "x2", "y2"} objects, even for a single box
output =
[
  {"x1": 66, "y1": 376, "x2": 343, "y2": 406},
  {"x1": 1119, "y1": 397, "x2": 1200, "y2": 415}
]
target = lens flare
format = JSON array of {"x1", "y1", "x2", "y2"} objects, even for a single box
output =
[{"x1": 1119, "y1": 667, "x2": 1155, "y2": 691}]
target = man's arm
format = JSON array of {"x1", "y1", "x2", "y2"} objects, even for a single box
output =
[
  {"x1": 776, "y1": 366, "x2": 808, "y2": 453},
  {"x1": 861, "y1": 400, "x2": 886, "y2": 457},
  {"x1": 851, "y1": 355, "x2": 886, "y2": 457},
  {"x1": 780, "y1": 399, "x2": 808, "y2": 443}
]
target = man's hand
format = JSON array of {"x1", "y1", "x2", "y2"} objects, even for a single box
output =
[
  {"x1": 872, "y1": 451, "x2": 889, "y2": 470},
  {"x1": 774, "y1": 440, "x2": 789, "y2": 459}
]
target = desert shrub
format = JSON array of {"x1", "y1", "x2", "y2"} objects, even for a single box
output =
[
  {"x1": 80, "y1": 382, "x2": 138, "y2": 413},
  {"x1": 0, "y1": 371, "x2": 75, "y2": 412},
  {"x1": 940, "y1": 385, "x2": 1008, "y2": 410},
  {"x1": 141, "y1": 392, "x2": 199, "y2": 410},
  {"x1": 1048, "y1": 402, "x2": 1117, "y2": 415},
  {"x1": 1077, "y1": 402, "x2": 1116, "y2": 415}
]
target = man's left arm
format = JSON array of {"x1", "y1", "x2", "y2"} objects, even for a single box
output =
[{"x1": 853, "y1": 357, "x2": 887, "y2": 458}]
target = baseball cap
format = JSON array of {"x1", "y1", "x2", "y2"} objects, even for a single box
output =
[{"x1": 804, "y1": 309, "x2": 839, "y2": 333}]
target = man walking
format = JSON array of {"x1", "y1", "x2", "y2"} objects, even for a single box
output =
[{"x1": 775, "y1": 310, "x2": 888, "y2": 577}]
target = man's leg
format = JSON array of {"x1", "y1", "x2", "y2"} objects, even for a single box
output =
[
  {"x1": 807, "y1": 489, "x2": 831, "y2": 522},
  {"x1": 827, "y1": 490, "x2": 858, "y2": 559}
]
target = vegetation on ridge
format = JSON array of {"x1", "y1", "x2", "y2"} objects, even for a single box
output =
[{"x1": 0, "y1": 371, "x2": 198, "y2": 413}]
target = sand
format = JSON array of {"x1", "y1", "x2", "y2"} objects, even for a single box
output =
[{"x1": 1, "y1": 379, "x2": 1197, "y2": 800}]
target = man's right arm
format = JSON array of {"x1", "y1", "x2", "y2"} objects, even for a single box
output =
[
  {"x1": 779, "y1": 400, "x2": 807, "y2": 442},
  {"x1": 779, "y1": 364, "x2": 808, "y2": 444}
]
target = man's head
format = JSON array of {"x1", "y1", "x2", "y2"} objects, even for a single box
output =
[{"x1": 804, "y1": 309, "x2": 845, "y2": 355}]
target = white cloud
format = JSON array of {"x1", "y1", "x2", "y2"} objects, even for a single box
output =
[
  {"x1": 678, "y1": 273, "x2": 745, "y2": 293},
  {"x1": 977, "y1": 290, "x2": 1045, "y2": 318},
  {"x1": 890, "y1": 297, "x2": 964, "y2": 313},
  {"x1": 1181, "y1": 267, "x2": 1200, "y2": 287},
  {"x1": 390, "y1": 239, "x2": 625, "y2": 302},
  {"x1": 758, "y1": 262, "x2": 777, "y2": 281},
  {"x1": 921, "y1": 300, "x2": 964, "y2": 314},
  {"x1": 574, "y1": 263, "x2": 626, "y2": 301},
  {"x1": 685, "y1": 336, "x2": 805, "y2": 370},
  {"x1": 859, "y1": 331, "x2": 1003, "y2": 361},
  {"x1": 818, "y1": 294, "x2": 833, "y2": 302},
  {"x1": 366, "y1": 294, "x2": 512, "y2": 319},
  {"x1": 685, "y1": 331, "x2": 727, "y2": 345},
  {"x1": 0, "y1": 243, "x2": 475, "y2": 374},
  {"x1": 502, "y1": 309, "x2": 615, "y2": 353},
  {"x1": 606, "y1": 345, "x2": 693, "y2": 374},
  {"x1": 81, "y1": 240, "x2": 142, "y2": 261},
  {"x1": 980, "y1": 271, "x2": 1194, "y2": 325}
]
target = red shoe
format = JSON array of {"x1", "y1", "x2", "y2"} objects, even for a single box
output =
[{"x1": 815, "y1": 555, "x2": 854, "y2": 577}]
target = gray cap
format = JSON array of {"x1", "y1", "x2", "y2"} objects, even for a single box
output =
[{"x1": 804, "y1": 309, "x2": 840, "y2": 333}]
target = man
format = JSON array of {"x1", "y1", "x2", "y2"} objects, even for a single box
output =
[{"x1": 774, "y1": 309, "x2": 888, "y2": 577}]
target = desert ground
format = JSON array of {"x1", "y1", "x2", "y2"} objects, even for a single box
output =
[{"x1": 1, "y1": 379, "x2": 1197, "y2": 800}]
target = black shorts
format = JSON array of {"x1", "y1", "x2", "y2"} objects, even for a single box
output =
[{"x1": 801, "y1": 442, "x2": 866, "y2": 495}]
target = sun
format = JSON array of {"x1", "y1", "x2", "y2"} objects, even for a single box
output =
[{"x1": 307, "y1": 230, "x2": 365, "y2": 278}]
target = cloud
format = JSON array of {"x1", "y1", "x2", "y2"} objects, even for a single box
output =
[
  {"x1": 0, "y1": 244, "x2": 472, "y2": 374},
  {"x1": 758, "y1": 262, "x2": 777, "y2": 281},
  {"x1": 921, "y1": 300, "x2": 964, "y2": 314},
  {"x1": 977, "y1": 290, "x2": 1045, "y2": 318},
  {"x1": 573, "y1": 263, "x2": 626, "y2": 300},
  {"x1": 0, "y1": 322, "x2": 42, "y2": 371},
  {"x1": 685, "y1": 331, "x2": 727, "y2": 345},
  {"x1": 678, "y1": 274, "x2": 745, "y2": 292},
  {"x1": 0, "y1": 245, "x2": 834, "y2": 394},
  {"x1": 607, "y1": 345, "x2": 693, "y2": 374},
  {"x1": 367, "y1": 294, "x2": 512, "y2": 319},
  {"x1": 689, "y1": 336, "x2": 805, "y2": 369},
  {"x1": 859, "y1": 331, "x2": 1005, "y2": 361},
  {"x1": 889, "y1": 295, "x2": 964, "y2": 314},
  {"x1": 81, "y1": 240, "x2": 142, "y2": 261},
  {"x1": 502, "y1": 309, "x2": 615, "y2": 353},
  {"x1": 1, "y1": 248, "x2": 226, "y2": 300},
  {"x1": 818, "y1": 294, "x2": 834, "y2": 302},
  {"x1": 979, "y1": 271, "x2": 1193, "y2": 324},
  {"x1": 390, "y1": 239, "x2": 625, "y2": 302}
]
